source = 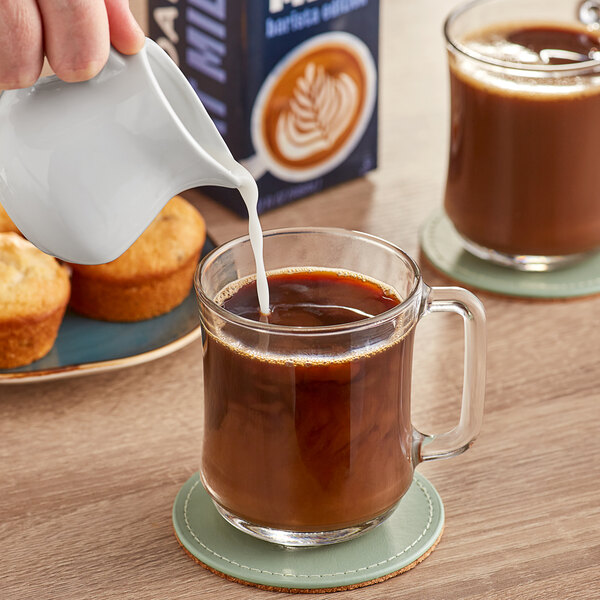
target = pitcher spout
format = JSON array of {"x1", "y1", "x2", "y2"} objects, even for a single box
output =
[{"x1": 143, "y1": 39, "x2": 246, "y2": 192}]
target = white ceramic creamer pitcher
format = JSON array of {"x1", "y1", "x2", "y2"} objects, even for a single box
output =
[{"x1": 0, "y1": 38, "x2": 244, "y2": 264}]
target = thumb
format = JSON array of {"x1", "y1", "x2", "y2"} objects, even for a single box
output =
[{"x1": 105, "y1": 0, "x2": 145, "y2": 55}]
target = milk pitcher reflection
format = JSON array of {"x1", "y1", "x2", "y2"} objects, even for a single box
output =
[{"x1": 196, "y1": 228, "x2": 486, "y2": 546}]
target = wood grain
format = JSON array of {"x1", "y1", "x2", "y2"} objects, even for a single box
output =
[{"x1": 2, "y1": 1, "x2": 600, "y2": 599}]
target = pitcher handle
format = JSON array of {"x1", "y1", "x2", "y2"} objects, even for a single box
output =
[{"x1": 414, "y1": 285, "x2": 486, "y2": 463}]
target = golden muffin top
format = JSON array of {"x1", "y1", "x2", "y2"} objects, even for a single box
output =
[
  {"x1": 0, "y1": 233, "x2": 70, "y2": 319},
  {"x1": 69, "y1": 196, "x2": 206, "y2": 282},
  {"x1": 0, "y1": 204, "x2": 19, "y2": 234}
]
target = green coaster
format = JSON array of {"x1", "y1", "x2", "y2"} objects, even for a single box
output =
[
  {"x1": 172, "y1": 472, "x2": 444, "y2": 593},
  {"x1": 420, "y1": 210, "x2": 600, "y2": 299}
]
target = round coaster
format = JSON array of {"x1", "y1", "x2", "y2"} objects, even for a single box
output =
[
  {"x1": 172, "y1": 472, "x2": 444, "y2": 593},
  {"x1": 420, "y1": 210, "x2": 600, "y2": 299}
]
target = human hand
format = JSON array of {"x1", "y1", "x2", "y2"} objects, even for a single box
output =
[{"x1": 0, "y1": 0, "x2": 145, "y2": 89}]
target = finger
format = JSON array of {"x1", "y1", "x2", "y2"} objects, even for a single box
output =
[
  {"x1": 0, "y1": 0, "x2": 44, "y2": 89},
  {"x1": 37, "y1": 0, "x2": 110, "y2": 83},
  {"x1": 105, "y1": 0, "x2": 145, "y2": 55}
]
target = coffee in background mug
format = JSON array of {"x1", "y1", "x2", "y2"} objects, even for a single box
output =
[
  {"x1": 444, "y1": 0, "x2": 600, "y2": 271},
  {"x1": 195, "y1": 228, "x2": 486, "y2": 547}
]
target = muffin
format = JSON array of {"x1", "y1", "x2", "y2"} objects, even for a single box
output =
[
  {"x1": 0, "y1": 203, "x2": 19, "y2": 234},
  {"x1": 0, "y1": 233, "x2": 70, "y2": 368},
  {"x1": 68, "y1": 196, "x2": 206, "y2": 322}
]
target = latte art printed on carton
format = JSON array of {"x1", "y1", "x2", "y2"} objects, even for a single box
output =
[
  {"x1": 275, "y1": 62, "x2": 359, "y2": 161},
  {"x1": 260, "y1": 41, "x2": 371, "y2": 172}
]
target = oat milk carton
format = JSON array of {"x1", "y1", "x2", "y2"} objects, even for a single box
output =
[{"x1": 146, "y1": 0, "x2": 379, "y2": 214}]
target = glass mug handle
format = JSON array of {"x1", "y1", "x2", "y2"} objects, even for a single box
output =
[{"x1": 414, "y1": 285, "x2": 486, "y2": 463}]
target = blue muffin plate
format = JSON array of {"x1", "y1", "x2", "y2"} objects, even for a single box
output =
[{"x1": 0, "y1": 237, "x2": 215, "y2": 384}]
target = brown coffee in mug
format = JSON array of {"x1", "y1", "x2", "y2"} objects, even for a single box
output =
[
  {"x1": 202, "y1": 269, "x2": 413, "y2": 532},
  {"x1": 196, "y1": 228, "x2": 486, "y2": 547},
  {"x1": 444, "y1": 0, "x2": 600, "y2": 270}
]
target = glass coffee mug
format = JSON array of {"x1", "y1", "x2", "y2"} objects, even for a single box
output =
[
  {"x1": 444, "y1": 0, "x2": 600, "y2": 271},
  {"x1": 195, "y1": 228, "x2": 486, "y2": 546}
]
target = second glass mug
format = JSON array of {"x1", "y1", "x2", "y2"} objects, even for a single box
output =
[
  {"x1": 195, "y1": 228, "x2": 486, "y2": 546},
  {"x1": 444, "y1": 0, "x2": 600, "y2": 271}
]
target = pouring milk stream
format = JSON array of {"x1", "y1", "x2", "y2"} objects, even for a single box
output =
[{"x1": 0, "y1": 39, "x2": 270, "y2": 314}]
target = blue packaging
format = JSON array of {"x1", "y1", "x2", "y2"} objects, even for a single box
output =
[{"x1": 148, "y1": 0, "x2": 379, "y2": 215}]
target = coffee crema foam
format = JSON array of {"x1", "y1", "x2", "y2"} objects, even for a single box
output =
[
  {"x1": 455, "y1": 22, "x2": 600, "y2": 98},
  {"x1": 211, "y1": 267, "x2": 414, "y2": 367}
]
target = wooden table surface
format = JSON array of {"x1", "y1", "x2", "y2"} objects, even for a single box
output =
[{"x1": 2, "y1": 1, "x2": 599, "y2": 598}]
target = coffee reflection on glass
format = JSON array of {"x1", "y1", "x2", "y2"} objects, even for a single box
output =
[
  {"x1": 444, "y1": 0, "x2": 600, "y2": 271},
  {"x1": 195, "y1": 228, "x2": 486, "y2": 547}
]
